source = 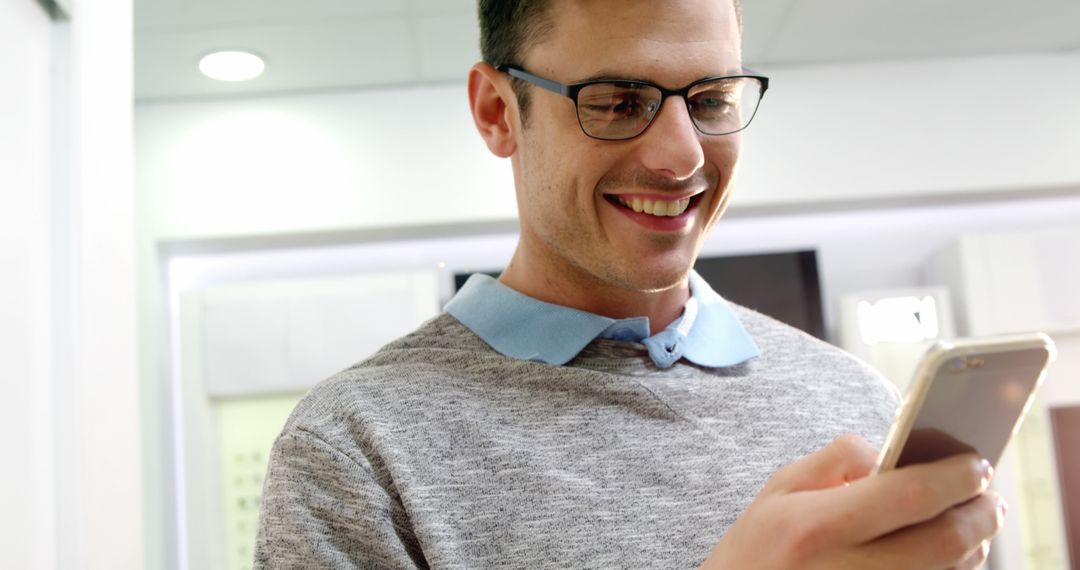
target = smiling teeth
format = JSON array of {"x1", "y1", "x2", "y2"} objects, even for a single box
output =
[{"x1": 617, "y1": 196, "x2": 692, "y2": 217}]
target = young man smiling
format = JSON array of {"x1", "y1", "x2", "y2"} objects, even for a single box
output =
[{"x1": 255, "y1": 1, "x2": 1006, "y2": 568}]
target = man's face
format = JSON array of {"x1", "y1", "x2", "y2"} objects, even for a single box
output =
[{"x1": 511, "y1": 0, "x2": 743, "y2": 293}]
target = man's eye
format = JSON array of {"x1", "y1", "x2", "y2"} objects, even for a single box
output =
[
  {"x1": 695, "y1": 91, "x2": 736, "y2": 108},
  {"x1": 583, "y1": 94, "x2": 645, "y2": 116}
]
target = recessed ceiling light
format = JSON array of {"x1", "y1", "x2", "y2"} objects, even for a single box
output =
[{"x1": 198, "y1": 50, "x2": 265, "y2": 82}]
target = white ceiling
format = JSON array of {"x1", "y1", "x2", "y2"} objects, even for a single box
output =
[{"x1": 134, "y1": 0, "x2": 1080, "y2": 102}]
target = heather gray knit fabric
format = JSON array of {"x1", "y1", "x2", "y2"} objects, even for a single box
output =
[{"x1": 254, "y1": 306, "x2": 899, "y2": 569}]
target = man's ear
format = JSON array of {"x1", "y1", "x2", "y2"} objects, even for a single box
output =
[{"x1": 468, "y1": 62, "x2": 518, "y2": 158}]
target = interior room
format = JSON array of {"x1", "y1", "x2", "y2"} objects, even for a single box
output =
[{"x1": 3, "y1": 0, "x2": 1079, "y2": 568}]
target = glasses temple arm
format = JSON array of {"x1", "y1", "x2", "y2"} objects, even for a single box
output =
[{"x1": 498, "y1": 65, "x2": 572, "y2": 97}]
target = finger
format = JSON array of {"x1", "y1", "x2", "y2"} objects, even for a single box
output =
[
  {"x1": 767, "y1": 434, "x2": 879, "y2": 493},
  {"x1": 954, "y1": 540, "x2": 990, "y2": 570},
  {"x1": 817, "y1": 453, "x2": 991, "y2": 544},
  {"x1": 858, "y1": 492, "x2": 1004, "y2": 569}
]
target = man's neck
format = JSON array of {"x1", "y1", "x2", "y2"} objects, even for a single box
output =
[{"x1": 497, "y1": 247, "x2": 690, "y2": 337}]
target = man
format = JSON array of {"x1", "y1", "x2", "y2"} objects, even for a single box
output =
[{"x1": 255, "y1": 1, "x2": 1005, "y2": 568}]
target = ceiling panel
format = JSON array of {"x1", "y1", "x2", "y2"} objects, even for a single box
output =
[
  {"x1": 765, "y1": 0, "x2": 1080, "y2": 64},
  {"x1": 136, "y1": 0, "x2": 407, "y2": 31},
  {"x1": 133, "y1": 0, "x2": 1080, "y2": 102},
  {"x1": 135, "y1": 19, "x2": 416, "y2": 100}
]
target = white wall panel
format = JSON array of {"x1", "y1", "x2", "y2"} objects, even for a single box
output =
[
  {"x1": 739, "y1": 52, "x2": 1080, "y2": 206},
  {"x1": 200, "y1": 271, "x2": 440, "y2": 396},
  {"x1": 58, "y1": 0, "x2": 142, "y2": 568},
  {"x1": 0, "y1": 2, "x2": 55, "y2": 568},
  {"x1": 136, "y1": 51, "x2": 1080, "y2": 242},
  {"x1": 136, "y1": 82, "x2": 514, "y2": 239}
]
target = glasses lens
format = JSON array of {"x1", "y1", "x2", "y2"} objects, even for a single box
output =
[
  {"x1": 687, "y1": 77, "x2": 763, "y2": 135},
  {"x1": 576, "y1": 82, "x2": 662, "y2": 140}
]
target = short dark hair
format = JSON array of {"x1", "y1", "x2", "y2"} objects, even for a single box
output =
[
  {"x1": 478, "y1": 0, "x2": 554, "y2": 124},
  {"x1": 478, "y1": 0, "x2": 743, "y2": 125}
]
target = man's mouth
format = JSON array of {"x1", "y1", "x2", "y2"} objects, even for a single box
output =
[{"x1": 604, "y1": 193, "x2": 704, "y2": 217}]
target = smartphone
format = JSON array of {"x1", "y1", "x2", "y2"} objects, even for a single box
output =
[{"x1": 875, "y1": 333, "x2": 1056, "y2": 473}]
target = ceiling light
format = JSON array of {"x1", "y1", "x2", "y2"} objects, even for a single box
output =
[{"x1": 198, "y1": 50, "x2": 265, "y2": 82}]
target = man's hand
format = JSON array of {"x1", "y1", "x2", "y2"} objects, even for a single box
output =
[{"x1": 700, "y1": 435, "x2": 1006, "y2": 570}]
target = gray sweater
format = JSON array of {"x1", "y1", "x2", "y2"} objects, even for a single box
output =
[{"x1": 254, "y1": 307, "x2": 899, "y2": 569}]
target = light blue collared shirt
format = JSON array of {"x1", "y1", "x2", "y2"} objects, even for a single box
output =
[{"x1": 444, "y1": 271, "x2": 760, "y2": 369}]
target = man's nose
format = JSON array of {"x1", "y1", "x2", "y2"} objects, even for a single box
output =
[{"x1": 637, "y1": 96, "x2": 705, "y2": 180}]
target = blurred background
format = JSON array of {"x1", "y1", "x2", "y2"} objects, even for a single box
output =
[{"x1": 3, "y1": 0, "x2": 1079, "y2": 568}]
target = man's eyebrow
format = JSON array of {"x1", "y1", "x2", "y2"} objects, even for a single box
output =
[
  {"x1": 571, "y1": 68, "x2": 748, "y2": 85},
  {"x1": 572, "y1": 70, "x2": 655, "y2": 84}
]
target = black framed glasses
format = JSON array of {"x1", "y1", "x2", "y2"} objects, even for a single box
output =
[{"x1": 498, "y1": 65, "x2": 769, "y2": 141}]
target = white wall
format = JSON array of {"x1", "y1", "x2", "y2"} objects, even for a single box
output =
[
  {"x1": 135, "y1": 51, "x2": 1080, "y2": 241},
  {"x1": 0, "y1": 1, "x2": 141, "y2": 569},
  {"x1": 65, "y1": 0, "x2": 143, "y2": 565},
  {"x1": 0, "y1": 1, "x2": 56, "y2": 568},
  {"x1": 60, "y1": 0, "x2": 142, "y2": 566},
  {"x1": 740, "y1": 52, "x2": 1080, "y2": 205},
  {"x1": 135, "y1": 85, "x2": 515, "y2": 239}
]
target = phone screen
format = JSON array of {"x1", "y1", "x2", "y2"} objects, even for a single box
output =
[{"x1": 895, "y1": 345, "x2": 1051, "y2": 469}]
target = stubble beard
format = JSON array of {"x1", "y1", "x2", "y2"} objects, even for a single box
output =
[
  {"x1": 517, "y1": 128, "x2": 724, "y2": 296},
  {"x1": 578, "y1": 168, "x2": 719, "y2": 293},
  {"x1": 537, "y1": 192, "x2": 705, "y2": 295},
  {"x1": 566, "y1": 238, "x2": 693, "y2": 294}
]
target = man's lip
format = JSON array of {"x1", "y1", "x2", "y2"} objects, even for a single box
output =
[
  {"x1": 602, "y1": 192, "x2": 700, "y2": 231},
  {"x1": 600, "y1": 189, "x2": 707, "y2": 202}
]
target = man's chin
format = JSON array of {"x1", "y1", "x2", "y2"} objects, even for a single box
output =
[
  {"x1": 610, "y1": 263, "x2": 693, "y2": 294},
  {"x1": 634, "y1": 274, "x2": 690, "y2": 294}
]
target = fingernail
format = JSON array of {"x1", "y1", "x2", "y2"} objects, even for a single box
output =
[
  {"x1": 996, "y1": 495, "x2": 1008, "y2": 525},
  {"x1": 979, "y1": 459, "x2": 993, "y2": 491}
]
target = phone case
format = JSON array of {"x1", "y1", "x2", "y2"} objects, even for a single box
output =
[{"x1": 875, "y1": 332, "x2": 1056, "y2": 473}]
